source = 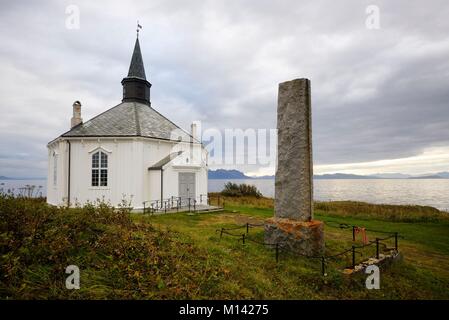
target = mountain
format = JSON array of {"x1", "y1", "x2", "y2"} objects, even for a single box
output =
[
  {"x1": 314, "y1": 173, "x2": 379, "y2": 179},
  {"x1": 0, "y1": 176, "x2": 46, "y2": 180},
  {"x1": 252, "y1": 175, "x2": 275, "y2": 179},
  {"x1": 408, "y1": 175, "x2": 444, "y2": 179},
  {"x1": 208, "y1": 170, "x2": 378, "y2": 180},
  {"x1": 436, "y1": 172, "x2": 449, "y2": 178},
  {"x1": 208, "y1": 169, "x2": 251, "y2": 179},
  {"x1": 371, "y1": 173, "x2": 412, "y2": 179},
  {"x1": 208, "y1": 169, "x2": 449, "y2": 180}
]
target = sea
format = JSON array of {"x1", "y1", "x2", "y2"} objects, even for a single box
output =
[
  {"x1": 2, "y1": 178, "x2": 449, "y2": 212},
  {"x1": 209, "y1": 178, "x2": 449, "y2": 212}
]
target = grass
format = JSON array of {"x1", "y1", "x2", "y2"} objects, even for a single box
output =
[
  {"x1": 142, "y1": 199, "x2": 449, "y2": 299},
  {"x1": 1, "y1": 194, "x2": 449, "y2": 299}
]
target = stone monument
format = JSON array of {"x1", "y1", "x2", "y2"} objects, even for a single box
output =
[{"x1": 265, "y1": 78, "x2": 324, "y2": 256}]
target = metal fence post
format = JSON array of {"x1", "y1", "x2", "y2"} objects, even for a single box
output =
[
  {"x1": 395, "y1": 232, "x2": 398, "y2": 251},
  {"x1": 376, "y1": 238, "x2": 379, "y2": 259},
  {"x1": 242, "y1": 234, "x2": 245, "y2": 245},
  {"x1": 352, "y1": 245, "x2": 356, "y2": 269},
  {"x1": 352, "y1": 226, "x2": 356, "y2": 241}
]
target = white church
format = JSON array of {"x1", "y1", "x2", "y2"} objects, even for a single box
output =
[{"x1": 46, "y1": 35, "x2": 208, "y2": 211}]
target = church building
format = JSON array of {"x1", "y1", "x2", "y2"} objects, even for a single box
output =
[{"x1": 47, "y1": 35, "x2": 208, "y2": 210}]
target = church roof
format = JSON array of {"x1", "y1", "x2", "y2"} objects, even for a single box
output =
[
  {"x1": 61, "y1": 102, "x2": 194, "y2": 142},
  {"x1": 127, "y1": 38, "x2": 146, "y2": 80},
  {"x1": 54, "y1": 34, "x2": 198, "y2": 144},
  {"x1": 148, "y1": 151, "x2": 183, "y2": 170}
]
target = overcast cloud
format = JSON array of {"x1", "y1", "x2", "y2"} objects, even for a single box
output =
[{"x1": 1, "y1": 0, "x2": 449, "y2": 177}]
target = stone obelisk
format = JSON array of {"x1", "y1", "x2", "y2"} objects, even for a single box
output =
[{"x1": 265, "y1": 78, "x2": 324, "y2": 256}]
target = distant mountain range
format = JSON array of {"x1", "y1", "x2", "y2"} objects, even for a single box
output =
[
  {"x1": 2, "y1": 171, "x2": 449, "y2": 181},
  {"x1": 0, "y1": 176, "x2": 45, "y2": 180},
  {"x1": 208, "y1": 170, "x2": 250, "y2": 179},
  {"x1": 208, "y1": 170, "x2": 449, "y2": 180}
]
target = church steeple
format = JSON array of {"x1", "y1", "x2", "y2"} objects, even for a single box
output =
[
  {"x1": 121, "y1": 35, "x2": 152, "y2": 105},
  {"x1": 127, "y1": 38, "x2": 146, "y2": 79}
]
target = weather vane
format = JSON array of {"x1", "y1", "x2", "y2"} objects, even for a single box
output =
[{"x1": 136, "y1": 20, "x2": 142, "y2": 37}]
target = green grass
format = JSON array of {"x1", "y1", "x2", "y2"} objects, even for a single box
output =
[
  {"x1": 1, "y1": 195, "x2": 449, "y2": 299},
  {"x1": 138, "y1": 200, "x2": 449, "y2": 299}
]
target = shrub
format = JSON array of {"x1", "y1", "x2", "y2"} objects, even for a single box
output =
[
  {"x1": 221, "y1": 182, "x2": 262, "y2": 198},
  {"x1": 0, "y1": 194, "x2": 224, "y2": 299}
]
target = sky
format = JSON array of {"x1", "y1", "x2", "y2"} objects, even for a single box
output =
[{"x1": 1, "y1": 0, "x2": 449, "y2": 177}]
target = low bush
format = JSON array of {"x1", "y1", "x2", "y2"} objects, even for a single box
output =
[
  {"x1": 0, "y1": 195, "x2": 224, "y2": 299},
  {"x1": 221, "y1": 182, "x2": 263, "y2": 198}
]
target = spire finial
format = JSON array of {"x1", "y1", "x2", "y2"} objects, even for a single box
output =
[{"x1": 136, "y1": 20, "x2": 142, "y2": 38}]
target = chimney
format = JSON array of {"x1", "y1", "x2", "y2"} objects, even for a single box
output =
[
  {"x1": 191, "y1": 122, "x2": 198, "y2": 142},
  {"x1": 71, "y1": 101, "x2": 82, "y2": 128}
]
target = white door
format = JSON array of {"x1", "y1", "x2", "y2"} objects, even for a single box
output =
[{"x1": 179, "y1": 172, "x2": 196, "y2": 206}]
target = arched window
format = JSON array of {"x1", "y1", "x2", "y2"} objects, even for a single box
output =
[{"x1": 92, "y1": 151, "x2": 108, "y2": 186}]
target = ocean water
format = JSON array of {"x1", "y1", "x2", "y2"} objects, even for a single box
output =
[
  {"x1": 0, "y1": 179, "x2": 46, "y2": 198},
  {"x1": 208, "y1": 178, "x2": 449, "y2": 211},
  {"x1": 2, "y1": 178, "x2": 449, "y2": 211}
]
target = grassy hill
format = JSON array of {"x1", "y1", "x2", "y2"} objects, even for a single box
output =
[{"x1": 1, "y1": 194, "x2": 449, "y2": 299}]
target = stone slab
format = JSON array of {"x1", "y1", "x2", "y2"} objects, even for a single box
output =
[
  {"x1": 264, "y1": 217, "x2": 324, "y2": 256},
  {"x1": 275, "y1": 78, "x2": 313, "y2": 221},
  {"x1": 343, "y1": 251, "x2": 402, "y2": 275}
]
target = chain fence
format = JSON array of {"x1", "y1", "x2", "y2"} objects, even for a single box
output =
[{"x1": 216, "y1": 221, "x2": 401, "y2": 276}]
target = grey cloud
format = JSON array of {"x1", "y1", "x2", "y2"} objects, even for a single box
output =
[{"x1": 1, "y1": 0, "x2": 449, "y2": 177}]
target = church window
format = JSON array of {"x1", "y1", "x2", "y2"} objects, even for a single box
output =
[{"x1": 92, "y1": 151, "x2": 108, "y2": 186}]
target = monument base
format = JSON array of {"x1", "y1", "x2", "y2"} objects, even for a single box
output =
[{"x1": 264, "y1": 217, "x2": 325, "y2": 256}]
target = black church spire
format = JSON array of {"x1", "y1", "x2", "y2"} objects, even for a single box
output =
[
  {"x1": 127, "y1": 38, "x2": 146, "y2": 79},
  {"x1": 121, "y1": 36, "x2": 152, "y2": 105}
]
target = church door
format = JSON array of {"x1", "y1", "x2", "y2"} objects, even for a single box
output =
[{"x1": 178, "y1": 172, "x2": 196, "y2": 207}]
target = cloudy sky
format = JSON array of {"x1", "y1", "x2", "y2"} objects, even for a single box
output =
[{"x1": 1, "y1": 0, "x2": 449, "y2": 177}]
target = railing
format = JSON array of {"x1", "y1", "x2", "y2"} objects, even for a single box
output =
[
  {"x1": 208, "y1": 194, "x2": 225, "y2": 207},
  {"x1": 216, "y1": 222, "x2": 401, "y2": 276},
  {"x1": 142, "y1": 194, "x2": 224, "y2": 214},
  {"x1": 143, "y1": 196, "x2": 181, "y2": 214},
  {"x1": 199, "y1": 194, "x2": 208, "y2": 205}
]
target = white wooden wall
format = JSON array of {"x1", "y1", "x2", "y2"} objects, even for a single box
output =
[{"x1": 47, "y1": 137, "x2": 208, "y2": 209}]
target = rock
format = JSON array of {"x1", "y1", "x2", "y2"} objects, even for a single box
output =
[
  {"x1": 265, "y1": 78, "x2": 324, "y2": 256},
  {"x1": 265, "y1": 217, "x2": 324, "y2": 256},
  {"x1": 274, "y1": 79, "x2": 314, "y2": 221}
]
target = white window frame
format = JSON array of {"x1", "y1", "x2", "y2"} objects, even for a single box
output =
[
  {"x1": 88, "y1": 147, "x2": 112, "y2": 189},
  {"x1": 91, "y1": 150, "x2": 109, "y2": 187}
]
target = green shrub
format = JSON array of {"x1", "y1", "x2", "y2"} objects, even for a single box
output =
[
  {"x1": 0, "y1": 195, "x2": 224, "y2": 299},
  {"x1": 221, "y1": 182, "x2": 263, "y2": 198}
]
